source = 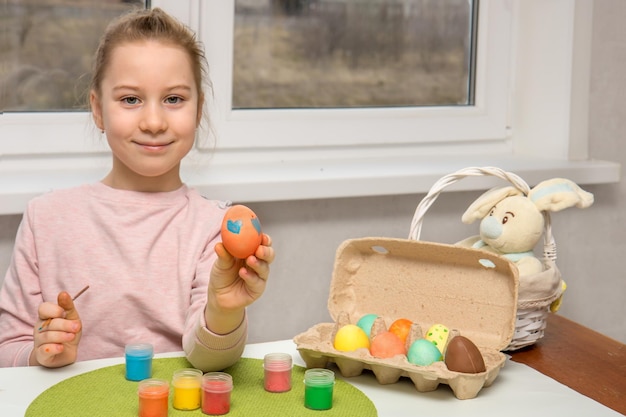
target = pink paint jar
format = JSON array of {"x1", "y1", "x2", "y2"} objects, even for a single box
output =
[
  {"x1": 201, "y1": 372, "x2": 233, "y2": 415},
  {"x1": 263, "y1": 353, "x2": 293, "y2": 393},
  {"x1": 137, "y1": 378, "x2": 169, "y2": 417}
]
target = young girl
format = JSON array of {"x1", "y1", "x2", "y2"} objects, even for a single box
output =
[{"x1": 0, "y1": 8, "x2": 275, "y2": 370}]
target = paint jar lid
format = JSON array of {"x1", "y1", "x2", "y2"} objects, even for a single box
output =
[
  {"x1": 138, "y1": 378, "x2": 169, "y2": 398},
  {"x1": 125, "y1": 343, "x2": 153, "y2": 358},
  {"x1": 202, "y1": 372, "x2": 233, "y2": 393},
  {"x1": 304, "y1": 368, "x2": 335, "y2": 386},
  {"x1": 172, "y1": 368, "x2": 203, "y2": 386},
  {"x1": 264, "y1": 353, "x2": 293, "y2": 371}
]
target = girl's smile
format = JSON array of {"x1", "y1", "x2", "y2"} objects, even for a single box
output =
[{"x1": 133, "y1": 140, "x2": 176, "y2": 152}]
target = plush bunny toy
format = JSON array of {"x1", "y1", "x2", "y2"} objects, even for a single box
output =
[{"x1": 456, "y1": 178, "x2": 594, "y2": 277}]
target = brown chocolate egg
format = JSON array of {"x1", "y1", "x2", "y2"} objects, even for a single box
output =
[{"x1": 444, "y1": 336, "x2": 486, "y2": 373}]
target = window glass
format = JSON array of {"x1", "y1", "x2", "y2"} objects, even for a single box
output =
[
  {"x1": 233, "y1": 0, "x2": 475, "y2": 109},
  {"x1": 0, "y1": 0, "x2": 146, "y2": 112}
]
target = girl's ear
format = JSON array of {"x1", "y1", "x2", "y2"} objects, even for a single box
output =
[
  {"x1": 90, "y1": 90, "x2": 104, "y2": 131},
  {"x1": 196, "y1": 93, "x2": 205, "y2": 127}
]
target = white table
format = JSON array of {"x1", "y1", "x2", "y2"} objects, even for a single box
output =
[{"x1": 0, "y1": 340, "x2": 621, "y2": 417}]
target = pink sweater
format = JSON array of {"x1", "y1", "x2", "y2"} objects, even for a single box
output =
[{"x1": 0, "y1": 182, "x2": 247, "y2": 369}]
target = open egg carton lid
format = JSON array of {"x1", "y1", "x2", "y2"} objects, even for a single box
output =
[{"x1": 293, "y1": 237, "x2": 519, "y2": 399}]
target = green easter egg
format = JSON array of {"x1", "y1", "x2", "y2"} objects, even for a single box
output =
[
  {"x1": 356, "y1": 314, "x2": 379, "y2": 338},
  {"x1": 407, "y1": 339, "x2": 443, "y2": 366}
]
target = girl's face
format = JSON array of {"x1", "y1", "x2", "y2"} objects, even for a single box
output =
[{"x1": 90, "y1": 40, "x2": 202, "y2": 192}]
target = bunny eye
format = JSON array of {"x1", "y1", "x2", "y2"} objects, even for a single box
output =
[{"x1": 502, "y1": 211, "x2": 515, "y2": 224}]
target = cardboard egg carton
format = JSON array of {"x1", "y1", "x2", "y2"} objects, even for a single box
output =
[{"x1": 293, "y1": 237, "x2": 519, "y2": 399}]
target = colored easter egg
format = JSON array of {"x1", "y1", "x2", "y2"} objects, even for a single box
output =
[
  {"x1": 333, "y1": 324, "x2": 370, "y2": 352},
  {"x1": 425, "y1": 323, "x2": 450, "y2": 354},
  {"x1": 388, "y1": 318, "x2": 413, "y2": 343},
  {"x1": 370, "y1": 331, "x2": 406, "y2": 359},
  {"x1": 407, "y1": 339, "x2": 442, "y2": 366},
  {"x1": 444, "y1": 336, "x2": 486, "y2": 373},
  {"x1": 220, "y1": 205, "x2": 263, "y2": 259},
  {"x1": 356, "y1": 314, "x2": 379, "y2": 338}
]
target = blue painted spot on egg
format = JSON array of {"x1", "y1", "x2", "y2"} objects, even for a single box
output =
[
  {"x1": 251, "y1": 217, "x2": 262, "y2": 235},
  {"x1": 227, "y1": 219, "x2": 243, "y2": 234}
]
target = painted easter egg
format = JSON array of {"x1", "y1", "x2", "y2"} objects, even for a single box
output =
[
  {"x1": 356, "y1": 314, "x2": 379, "y2": 338},
  {"x1": 220, "y1": 205, "x2": 263, "y2": 259},
  {"x1": 369, "y1": 331, "x2": 406, "y2": 359},
  {"x1": 407, "y1": 339, "x2": 442, "y2": 366},
  {"x1": 388, "y1": 318, "x2": 413, "y2": 344},
  {"x1": 333, "y1": 324, "x2": 370, "y2": 352},
  {"x1": 425, "y1": 323, "x2": 450, "y2": 355}
]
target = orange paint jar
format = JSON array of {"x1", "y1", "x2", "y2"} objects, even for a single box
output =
[{"x1": 138, "y1": 378, "x2": 169, "y2": 417}]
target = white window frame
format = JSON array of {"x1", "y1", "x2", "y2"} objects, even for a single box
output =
[
  {"x1": 0, "y1": 0, "x2": 619, "y2": 215},
  {"x1": 198, "y1": 0, "x2": 510, "y2": 150}
]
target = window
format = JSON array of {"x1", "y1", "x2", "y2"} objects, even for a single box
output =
[
  {"x1": 0, "y1": 0, "x2": 619, "y2": 214},
  {"x1": 232, "y1": 0, "x2": 475, "y2": 110},
  {"x1": 0, "y1": 0, "x2": 147, "y2": 156},
  {"x1": 1, "y1": 0, "x2": 146, "y2": 112},
  {"x1": 199, "y1": 0, "x2": 510, "y2": 150}
]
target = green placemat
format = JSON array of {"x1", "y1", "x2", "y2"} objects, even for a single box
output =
[{"x1": 26, "y1": 357, "x2": 377, "y2": 417}]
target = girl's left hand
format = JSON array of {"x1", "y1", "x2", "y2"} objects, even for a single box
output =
[{"x1": 206, "y1": 234, "x2": 274, "y2": 333}]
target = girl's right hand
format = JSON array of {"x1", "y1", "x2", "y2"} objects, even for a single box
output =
[{"x1": 30, "y1": 291, "x2": 83, "y2": 368}]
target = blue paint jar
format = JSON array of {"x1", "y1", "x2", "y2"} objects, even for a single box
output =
[{"x1": 125, "y1": 343, "x2": 154, "y2": 381}]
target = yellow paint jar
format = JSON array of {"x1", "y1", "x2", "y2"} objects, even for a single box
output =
[{"x1": 172, "y1": 368, "x2": 202, "y2": 410}]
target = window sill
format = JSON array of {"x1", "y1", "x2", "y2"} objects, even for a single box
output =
[{"x1": 0, "y1": 152, "x2": 619, "y2": 215}]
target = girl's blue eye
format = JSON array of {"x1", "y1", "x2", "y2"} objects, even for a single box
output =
[
  {"x1": 123, "y1": 97, "x2": 139, "y2": 105},
  {"x1": 166, "y1": 96, "x2": 182, "y2": 104}
]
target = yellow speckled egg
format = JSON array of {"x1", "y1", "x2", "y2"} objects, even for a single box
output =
[
  {"x1": 425, "y1": 324, "x2": 450, "y2": 354},
  {"x1": 221, "y1": 205, "x2": 263, "y2": 259},
  {"x1": 333, "y1": 324, "x2": 370, "y2": 352}
]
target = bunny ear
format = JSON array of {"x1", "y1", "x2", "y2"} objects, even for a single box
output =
[
  {"x1": 529, "y1": 178, "x2": 594, "y2": 212},
  {"x1": 461, "y1": 186, "x2": 524, "y2": 224}
]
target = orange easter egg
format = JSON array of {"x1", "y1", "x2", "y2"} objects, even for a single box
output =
[
  {"x1": 370, "y1": 331, "x2": 406, "y2": 359},
  {"x1": 388, "y1": 318, "x2": 413, "y2": 344},
  {"x1": 221, "y1": 205, "x2": 263, "y2": 259}
]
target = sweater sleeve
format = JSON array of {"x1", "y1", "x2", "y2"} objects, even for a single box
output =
[
  {"x1": 0, "y1": 207, "x2": 41, "y2": 367},
  {"x1": 181, "y1": 202, "x2": 248, "y2": 372},
  {"x1": 183, "y1": 310, "x2": 248, "y2": 372}
]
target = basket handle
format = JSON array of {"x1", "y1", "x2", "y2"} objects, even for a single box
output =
[{"x1": 408, "y1": 166, "x2": 556, "y2": 262}]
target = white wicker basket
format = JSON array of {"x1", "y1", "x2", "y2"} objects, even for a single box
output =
[{"x1": 408, "y1": 167, "x2": 564, "y2": 351}]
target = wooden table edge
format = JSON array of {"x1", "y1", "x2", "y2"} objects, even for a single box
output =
[{"x1": 509, "y1": 314, "x2": 626, "y2": 416}]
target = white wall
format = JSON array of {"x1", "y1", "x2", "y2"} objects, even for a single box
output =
[{"x1": 0, "y1": 0, "x2": 624, "y2": 345}]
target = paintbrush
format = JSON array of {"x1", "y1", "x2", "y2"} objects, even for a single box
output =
[{"x1": 38, "y1": 285, "x2": 90, "y2": 331}]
